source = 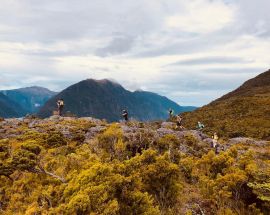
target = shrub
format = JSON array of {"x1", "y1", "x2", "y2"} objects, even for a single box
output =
[
  {"x1": 126, "y1": 150, "x2": 181, "y2": 210},
  {"x1": 46, "y1": 131, "x2": 67, "y2": 148},
  {"x1": 156, "y1": 134, "x2": 181, "y2": 163},
  {"x1": 12, "y1": 149, "x2": 37, "y2": 171},
  {"x1": 21, "y1": 141, "x2": 42, "y2": 155},
  {"x1": 71, "y1": 132, "x2": 86, "y2": 143},
  {"x1": 97, "y1": 124, "x2": 125, "y2": 159},
  {"x1": 0, "y1": 139, "x2": 10, "y2": 160},
  {"x1": 184, "y1": 133, "x2": 199, "y2": 147}
]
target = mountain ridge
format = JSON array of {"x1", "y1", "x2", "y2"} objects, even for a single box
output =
[
  {"x1": 0, "y1": 92, "x2": 25, "y2": 118},
  {"x1": 182, "y1": 69, "x2": 270, "y2": 139},
  {"x1": 38, "y1": 79, "x2": 196, "y2": 121},
  {"x1": 215, "y1": 69, "x2": 270, "y2": 101},
  {"x1": 1, "y1": 86, "x2": 57, "y2": 115}
]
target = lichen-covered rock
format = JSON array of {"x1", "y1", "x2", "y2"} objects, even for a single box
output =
[
  {"x1": 85, "y1": 125, "x2": 106, "y2": 140},
  {"x1": 228, "y1": 137, "x2": 269, "y2": 147},
  {"x1": 161, "y1": 122, "x2": 175, "y2": 129},
  {"x1": 157, "y1": 128, "x2": 175, "y2": 137},
  {"x1": 80, "y1": 117, "x2": 103, "y2": 125},
  {"x1": 49, "y1": 115, "x2": 61, "y2": 121}
]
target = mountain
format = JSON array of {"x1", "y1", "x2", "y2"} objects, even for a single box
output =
[
  {"x1": 182, "y1": 69, "x2": 270, "y2": 140},
  {"x1": 38, "y1": 79, "x2": 196, "y2": 121},
  {"x1": 1, "y1": 86, "x2": 57, "y2": 115},
  {"x1": 0, "y1": 92, "x2": 25, "y2": 118}
]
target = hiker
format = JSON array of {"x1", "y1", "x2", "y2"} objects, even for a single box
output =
[
  {"x1": 168, "y1": 108, "x2": 174, "y2": 120},
  {"x1": 122, "y1": 110, "x2": 128, "y2": 122},
  {"x1": 176, "y1": 114, "x2": 184, "y2": 130},
  {"x1": 212, "y1": 132, "x2": 219, "y2": 148},
  {"x1": 57, "y1": 99, "x2": 64, "y2": 116},
  {"x1": 197, "y1": 121, "x2": 205, "y2": 130}
]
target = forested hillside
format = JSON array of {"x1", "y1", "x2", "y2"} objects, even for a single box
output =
[
  {"x1": 0, "y1": 116, "x2": 269, "y2": 214},
  {"x1": 38, "y1": 79, "x2": 196, "y2": 121},
  {"x1": 1, "y1": 86, "x2": 57, "y2": 115},
  {"x1": 0, "y1": 93, "x2": 25, "y2": 118}
]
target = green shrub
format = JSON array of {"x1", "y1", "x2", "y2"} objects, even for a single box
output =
[
  {"x1": 46, "y1": 132, "x2": 67, "y2": 148},
  {"x1": 21, "y1": 141, "x2": 42, "y2": 155},
  {"x1": 12, "y1": 149, "x2": 37, "y2": 171}
]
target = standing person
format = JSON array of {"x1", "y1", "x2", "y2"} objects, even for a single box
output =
[
  {"x1": 168, "y1": 108, "x2": 174, "y2": 120},
  {"x1": 57, "y1": 99, "x2": 64, "y2": 116},
  {"x1": 122, "y1": 110, "x2": 128, "y2": 122},
  {"x1": 176, "y1": 114, "x2": 184, "y2": 130},
  {"x1": 212, "y1": 132, "x2": 219, "y2": 148},
  {"x1": 197, "y1": 121, "x2": 205, "y2": 130}
]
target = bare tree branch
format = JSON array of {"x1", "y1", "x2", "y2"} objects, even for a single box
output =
[{"x1": 30, "y1": 166, "x2": 67, "y2": 183}]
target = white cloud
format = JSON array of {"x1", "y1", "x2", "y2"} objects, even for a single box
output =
[
  {"x1": 166, "y1": 0, "x2": 235, "y2": 33},
  {"x1": 0, "y1": 0, "x2": 269, "y2": 106}
]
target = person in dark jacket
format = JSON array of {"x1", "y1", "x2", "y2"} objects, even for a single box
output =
[
  {"x1": 122, "y1": 110, "x2": 128, "y2": 122},
  {"x1": 168, "y1": 108, "x2": 174, "y2": 120},
  {"x1": 57, "y1": 99, "x2": 64, "y2": 116}
]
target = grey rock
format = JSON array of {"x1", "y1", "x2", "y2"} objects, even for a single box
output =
[
  {"x1": 228, "y1": 137, "x2": 269, "y2": 147},
  {"x1": 80, "y1": 117, "x2": 103, "y2": 125},
  {"x1": 49, "y1": 115, "x2": 61, "y2": 121},
  {"x1": 85, "y1": 126, "x2": 106, "y2": 140},
  {"x1": 161, "y1": 122, "x2": 175, "y2": 129},
  {"x1": 157, "y1": 128, "x2": 175, "y2": 137}
]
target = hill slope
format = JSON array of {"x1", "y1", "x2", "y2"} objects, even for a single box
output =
[
  {"x1": 0, "y1": 117, "x2": 269, "y2": 214},
  {"x1": 1, "y1": 86, "x2": 57, "y2": 114},
  {"x1": 38, "y1": 79, "x2": 196, "y2": 121},
  {"x1": 0, "y1": 92, "x2": 25, "y2": 117},
  {"x1": 183, "y1": 69, "x2": 270, "y2": 139}
]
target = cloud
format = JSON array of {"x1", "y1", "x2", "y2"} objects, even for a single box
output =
[
  {"x1": 95, "y1": 35, "x2": 135, "y2": 57},
  {"x1": 235, "y1": 0, "x2": 270, "y2": 37},
  {"x1": 167, "y1": 56, "x2": 253, "y2": 66},
  {"x1": 165, "y1": 0, "x2": 235, "y2": 34},
  {"x1": 143, "y1": 67, "x2": 265, "y2": 106},
  {"x1": 0, "y1": 0, "x2": 269, "y2": 106}
]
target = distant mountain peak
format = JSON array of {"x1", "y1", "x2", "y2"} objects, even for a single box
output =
[
  {"x1": 240, "y1": 69, "x2": 270, "y2": 89},
  {"x1": 84, "y1": 78, "x2": 122, "y2": 87},
  {"x1": 217, "y1": 69, "x2": 270, "y2": 101},
  {"x1": 18, "y1": 86, "x2": 56, "y2": 93},
  {"x1": 0, "y1": 86, "x2": 57, "y2": 116},
  {"x1": 38, "y1": 79, "x2": 196, "y2": 121},
  {"x1": 2, "y1": 86, "x2": 57, "y2": 94}
]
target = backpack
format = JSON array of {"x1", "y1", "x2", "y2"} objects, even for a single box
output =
[{"x1": 60, "y1": 100, "x2": 64, "y2": 106}]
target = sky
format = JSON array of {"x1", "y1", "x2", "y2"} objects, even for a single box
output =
[{"x1": 0, "y1": 0, "x2": 269, "y2": 106}]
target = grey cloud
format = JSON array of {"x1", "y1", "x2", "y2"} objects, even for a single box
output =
[
  {"x1": 0, "y1": 0, "x2": 163, "y2": 43},
  {"x1": 95, "y1": 35, "x2": 135, "y2": 57},
  {"x1": 202, "y1": 68, "x2": 267, "y2": 75},
  {"x1": 142, "y1": 67, "x2": 265, "y2": 106},
  {"x1": 24, "y1": 46, "x2": 94, "y2": 58},
  {"x1": 235, "y1": 0, "x2": 270, "y2": 37},
  {"x1": 0, "y1": 0, "x2": 269, "y2": 106},
  {"x1": 0, "y1": 70, "x2": 75, "y2": 92},
  {"x1": 134, "y1": 31, "x2": 236, "y2": 58},
  {"x1": 167, "y1": 56, "x2": 253, "y2": 66}
]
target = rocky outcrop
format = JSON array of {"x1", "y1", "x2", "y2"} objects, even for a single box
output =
[{"x1": 0, "y1": 117, "x2": 268, "y2": 156}]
